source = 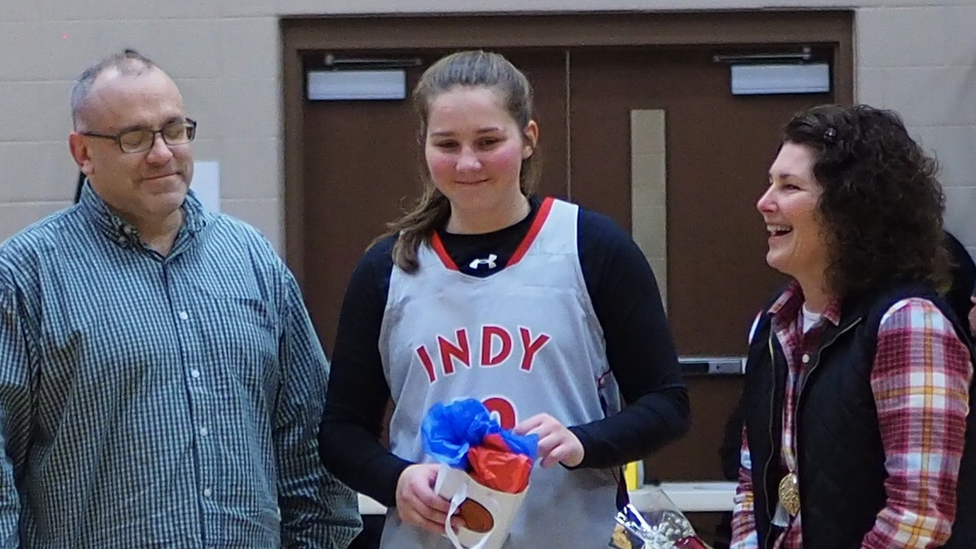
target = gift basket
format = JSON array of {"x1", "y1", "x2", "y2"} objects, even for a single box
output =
[
  {"x1": 422, "y1": 399, "x2": 539, "y2": 549},
  {"x1": 610, "y1": 484, "x2": 712, "y2": 549}
]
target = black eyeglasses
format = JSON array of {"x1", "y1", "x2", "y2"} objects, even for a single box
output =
[{"x1": 81, "y1": 118, "x2": 197, "y2": 154}]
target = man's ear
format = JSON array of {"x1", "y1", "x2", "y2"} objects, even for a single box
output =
[{"x1": 68, "y1": 133, "x2": 93, "y2": 175}]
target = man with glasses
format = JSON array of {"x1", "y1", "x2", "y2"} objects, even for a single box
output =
[{"x1": 0, "y1": 50, "x2": 361, "y2": 548}]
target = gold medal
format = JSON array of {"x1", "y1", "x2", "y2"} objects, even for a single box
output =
[{"x1": 778, "y1": 472, "x2": 800, "y2": 516}]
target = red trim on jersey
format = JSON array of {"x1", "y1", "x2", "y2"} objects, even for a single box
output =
[
  {"x1": 429, "y1": 196, "x2": 555, "y2": 271},
  {"x1": 430, "y1": 232, "x2": 460, "y2": 271},
  {"x1": 508, "y1": 197, "x2": 554, "y2": 267}
]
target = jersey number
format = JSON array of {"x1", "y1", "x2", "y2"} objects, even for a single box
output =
[{"x1": 482, "y1": 396, "x2": 517, "y2": 430}]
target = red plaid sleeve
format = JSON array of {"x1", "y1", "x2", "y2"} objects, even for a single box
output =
[{"x1": 863, "y1": 298, "x2": 973, "y2": 549}]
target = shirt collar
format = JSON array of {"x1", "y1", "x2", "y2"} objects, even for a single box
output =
[
  {"x1": 767, "y1": 280, "x2": 843, "y2": 328},
  {"x1": 78, "y1": 179, "x2": 208, "y2": 249}
]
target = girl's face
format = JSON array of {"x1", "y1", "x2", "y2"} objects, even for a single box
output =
[{"x1": 424, "y1": 85, "x2": 537, "y2": 233}]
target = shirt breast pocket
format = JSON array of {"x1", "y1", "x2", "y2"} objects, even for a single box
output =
[{"x1": 200, "y1": 295, "x2": 281, "y2": 403}]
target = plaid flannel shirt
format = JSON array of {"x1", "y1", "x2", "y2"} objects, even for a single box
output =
[{"x1": 731, "y1": 282, "x2": 972, "y2": 549}]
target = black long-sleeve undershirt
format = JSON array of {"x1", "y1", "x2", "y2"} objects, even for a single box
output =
[{"x1": 318, "y1": 197, "x2": 690, "y2": 507}]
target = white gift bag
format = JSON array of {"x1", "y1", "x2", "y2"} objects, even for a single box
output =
[{"x1": 434, "y1": 463, "x2": 529, "y2": 549}]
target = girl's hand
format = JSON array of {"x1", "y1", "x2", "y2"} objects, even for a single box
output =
[
  {"x1": 514, "y1": 413, "x2": 584, "y2": 468},
  {"x1": 395, "y1": 463, "x2": 464, "y2": 534}
]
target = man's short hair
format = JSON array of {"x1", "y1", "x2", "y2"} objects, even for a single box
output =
[{"x1": 70, "y1": 49, "x2": 157, "y2": 129}]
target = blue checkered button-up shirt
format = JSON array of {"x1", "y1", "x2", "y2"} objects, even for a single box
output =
[{"x1": 0, "y1": 184, "x2": 361, "y2": 548}]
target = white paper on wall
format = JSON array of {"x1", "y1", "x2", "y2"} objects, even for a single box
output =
[{"x1": 192, "y1": 161, "x2": 220, "y2": 213}]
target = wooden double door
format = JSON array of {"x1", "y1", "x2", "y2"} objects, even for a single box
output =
[{"x1": 284, "y1": 12, "x2": 852, "y2": 480}]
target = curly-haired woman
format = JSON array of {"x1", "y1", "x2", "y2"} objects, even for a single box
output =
[{"x1": 731, "y1": 104, "x2": 976, "y2": 549}]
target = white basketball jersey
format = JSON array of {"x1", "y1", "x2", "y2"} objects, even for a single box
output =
[{"x1": 378, "y1": 198, "x2": 622, "y2": 549}]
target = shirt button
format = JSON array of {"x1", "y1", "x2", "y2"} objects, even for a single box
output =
[
  {"x1": 199, "y1": 427, "x2": 209, "y2": 436},
  {"x1": 178, "y1": 311, "x2": 189, "y2": 320},
  {"x1": 801, "y1": 353, "x2": 810, "y2": 364},
  {"x1": 191, "y1": 369, "x2": 201, "y2": 379},
  {"x1": 203, "y1": 488, "x2": 212, "y2": 498}
]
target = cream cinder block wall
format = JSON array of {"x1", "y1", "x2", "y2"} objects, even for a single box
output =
[{"x1": 2, "y1": 0, "x2": 975, "y2": 258}]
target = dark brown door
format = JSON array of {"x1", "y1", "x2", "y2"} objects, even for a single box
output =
[
  {"x1": 301, "y1": 54, "x2": 425, "y2": 348},
  {"x1": 569, "y1": 47, "x2": 831, "y2": 479},
  {"x1": 570, "y1": 47, "x2": 827, "y2": 354}
]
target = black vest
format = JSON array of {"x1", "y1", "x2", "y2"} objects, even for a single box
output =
[{"x1": 742, "y1": 285, "x2": 976, "y2": 549}]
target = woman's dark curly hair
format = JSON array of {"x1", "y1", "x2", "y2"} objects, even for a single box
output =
[{"x1": 782, "y1": 104, "x2": 949, "y2": 298}]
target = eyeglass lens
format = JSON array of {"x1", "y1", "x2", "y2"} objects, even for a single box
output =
[{"x1": 118, "y1": 121, "x2": 195, "y2": 152}]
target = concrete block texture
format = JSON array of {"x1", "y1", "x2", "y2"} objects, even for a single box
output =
[{"x1": 0, "y1": 0, "x2": 973, "y2": 255}]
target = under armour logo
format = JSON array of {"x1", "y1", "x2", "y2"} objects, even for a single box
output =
[{"x1": 468, "y1": 254, "x2": 498, "y2": 270}]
